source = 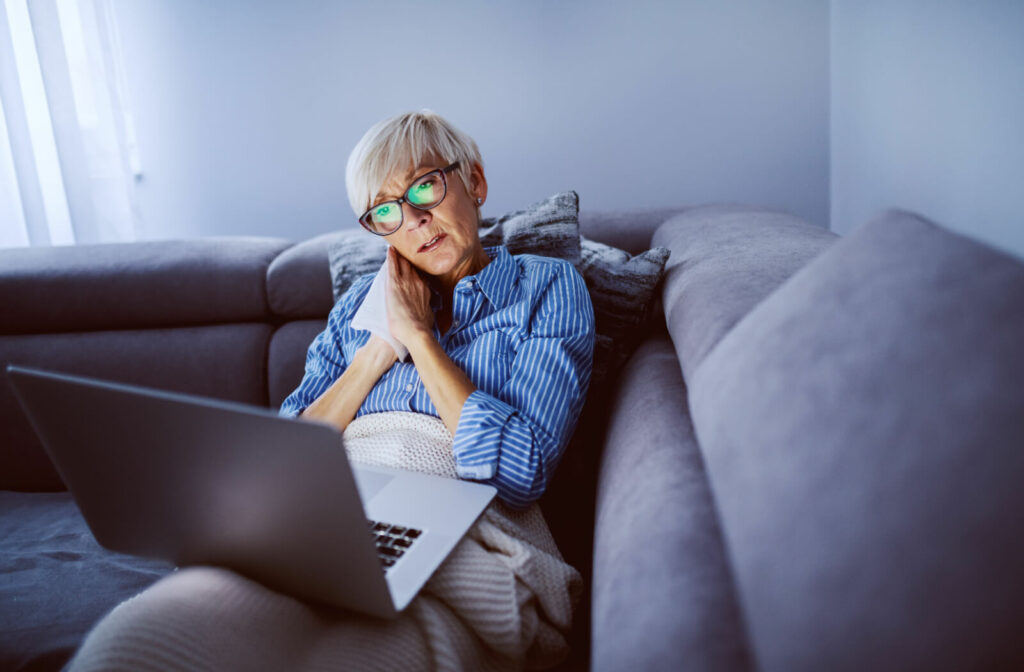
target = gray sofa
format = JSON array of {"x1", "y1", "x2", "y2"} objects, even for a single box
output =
[{"x1": 2, "y1": 205, "x2": 1023, "y2": 671}]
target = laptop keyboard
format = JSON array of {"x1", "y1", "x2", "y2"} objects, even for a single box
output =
[{"x1": 367, "y1": 519, "x2": 423, "y2": 571}]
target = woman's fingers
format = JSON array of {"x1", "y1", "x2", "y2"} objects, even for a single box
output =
[
  {"x1": 388, "y1": 247, "x2": 414, "y2": 295},
  {"x1": 387, "y1": 247, "x2": 405, "y2": 295},
  {"x1": 385, "y1": 247, "x2": 433, "y2": 341},
  {"x1": 389, "y1": 246, "x2": 418, "y2": 287},
  {"x1": 387, "y1": 246, "x2": 399, "y2": 280}
]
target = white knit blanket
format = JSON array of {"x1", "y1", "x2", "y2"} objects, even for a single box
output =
[{"x1": 69, "y1": 412, "x2": 582, "y2": 672}]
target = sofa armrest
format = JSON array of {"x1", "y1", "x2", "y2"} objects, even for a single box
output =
[
  {"x1": 653, "y1": 204, "x2": 837, "y2": 382},
  {"x1": 592, "y1": 335, "x2": 752, "y2": 671}
]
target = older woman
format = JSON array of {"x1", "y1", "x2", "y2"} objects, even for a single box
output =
[
  {"x1": 68, "y1": 111, "x2": 593, "y2": 672},
  {"x1": 280, "y1": 110, "x2": 595, "y2": 509}
]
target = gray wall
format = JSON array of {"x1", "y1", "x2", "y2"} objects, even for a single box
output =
[
  {"x1": 112, "y1": 0, "x2": 829, "y2": 242},
  {"x1": 831, "y1": 0, "x2": 1024, "y2": 260}
]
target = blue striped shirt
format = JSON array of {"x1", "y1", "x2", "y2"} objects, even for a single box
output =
[{"x1": 279, "y1": 245, "x2": 595, "y2": 509}]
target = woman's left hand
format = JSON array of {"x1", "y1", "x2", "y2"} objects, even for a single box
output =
[{"x1": 385, "y1": 246, "x2": 434, "y2": 346}]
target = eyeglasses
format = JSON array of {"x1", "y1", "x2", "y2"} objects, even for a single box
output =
[{"x1": 358, "y1": 162, "x2": 461, "y2": 236}]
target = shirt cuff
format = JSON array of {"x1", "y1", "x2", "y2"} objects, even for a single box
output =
[
  {"x1": 278, "y1": 403, "x2": 303, "y2": 419},
  {"x1": 452, "y1": 389, "x2": 516, "y2": 481}
]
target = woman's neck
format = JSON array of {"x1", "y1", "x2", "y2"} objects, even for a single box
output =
[{"x1": 431, "y1": 246, "x2": 491, "y2": 300}]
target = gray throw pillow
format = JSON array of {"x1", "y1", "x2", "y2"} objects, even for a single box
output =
[
  {"x1": 576, "y1": 236, "x2": 671, "y2": 385},
  {"x1": 477, "y1": 190, "x2": 581, "y2": 263},
  {"x1": 328, "y1": 190, "x2": 581, "y2": 301}
]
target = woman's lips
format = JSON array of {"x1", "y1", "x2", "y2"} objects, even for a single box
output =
[{"x1": 418, "y1": 232, "x2": 446, "y2": 253}]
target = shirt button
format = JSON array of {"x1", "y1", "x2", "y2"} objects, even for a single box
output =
[{"x1": 406, "y1": 383, "x2": 413, "y2": 392}]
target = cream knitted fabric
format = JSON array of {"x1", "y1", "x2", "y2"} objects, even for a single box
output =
[
  {"x1": 343, "y1": 411, "x2": 461, "y2": 479},
  {"x1": 68, "y1": 412, "x2": 582, "y2": 672}
]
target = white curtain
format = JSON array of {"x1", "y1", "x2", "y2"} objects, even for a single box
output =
[{"x1": 0, "y1": 0, "x2": 140, "y2": 248}]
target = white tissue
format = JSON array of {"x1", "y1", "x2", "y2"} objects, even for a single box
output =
[{"x1": 350, "y1": 257, "x2": 409, "y2": 361}]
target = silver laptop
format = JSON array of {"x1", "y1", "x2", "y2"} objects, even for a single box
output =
[{"x1": 7, "y1": 365, "x2": 496, "y2": 619}]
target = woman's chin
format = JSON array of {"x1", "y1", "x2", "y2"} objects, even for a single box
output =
[{"x1": 416, "y1": 253, "x2": 458, "y2": 279}]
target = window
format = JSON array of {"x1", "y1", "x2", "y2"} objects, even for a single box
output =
[{"x1": 0, "y1": 0, "x2": 140, "y2": 248}]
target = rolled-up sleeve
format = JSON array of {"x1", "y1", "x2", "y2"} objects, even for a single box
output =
[
  {"x1": 452, "y1": 264, "x2": 595, "y2": 509},
  {"x1": 279, "y1": 276, "x2": 372, "y2": 418}
]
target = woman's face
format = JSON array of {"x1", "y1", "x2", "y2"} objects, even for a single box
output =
[{"x1": 373, "y1": 159, "x2": 488, "y2": 288}]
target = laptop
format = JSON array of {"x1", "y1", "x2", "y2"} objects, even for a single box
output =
[{"x1": 6, "y1": 364, "x2": 496, "y2": 619}]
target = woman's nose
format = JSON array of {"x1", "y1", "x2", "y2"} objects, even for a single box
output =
[{"x1": 403, "y1": 202, "x2": 431, "y2": 231}]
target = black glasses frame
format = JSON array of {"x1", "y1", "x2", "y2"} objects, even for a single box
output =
[{"x1": 358, "y1": 161, "x2": 461, "y2": 236}]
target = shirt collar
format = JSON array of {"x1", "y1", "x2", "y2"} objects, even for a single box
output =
[
  {"x1": 471, "y1": 246, "x2": 517, "y2": 309},
  {"x1": 427, "y1": 245, "x2": 517, "y2": 312}
]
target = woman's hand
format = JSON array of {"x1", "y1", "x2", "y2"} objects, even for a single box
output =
[{"x1": 385, "y1": 246, "x2": 434, "y2": 346}]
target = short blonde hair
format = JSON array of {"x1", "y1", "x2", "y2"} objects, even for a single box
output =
[{"x1": 345, "y1": 110, "x2": 483, "y2": 217}]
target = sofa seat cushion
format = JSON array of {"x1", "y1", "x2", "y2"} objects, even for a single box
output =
[
  {"x1": 653, "y1": 205, "x2": 837, "y2": 382},
  {"x1": 0, "y1": 491, "x2": 173, "y2": 671},
  {"x1": 592, "y1": 336, "x2": 752, "y2": 672},
  {"x1": 689, "y1": 210, "x2": 1024, "y2": 670},
  {"x1": 1, "y1": 324, "x2": 274, "y2": 491},
  {"x1": 0, "y1": 238, "x2": 292, "y2": 334}
]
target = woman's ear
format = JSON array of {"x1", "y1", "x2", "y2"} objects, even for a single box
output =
[{"x1": 469, "y1": 162, "x2": 488, "y2": 206}]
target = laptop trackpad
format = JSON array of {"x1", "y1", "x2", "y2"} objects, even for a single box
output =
[{"x1": 351, "y1": 467, "x2": 394, "y2": 503}]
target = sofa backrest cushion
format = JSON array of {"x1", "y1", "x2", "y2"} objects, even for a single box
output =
[
  {"x1": 578, "y1": 207, "x2": 684, "y2": 256},
  {"x1": 266, "y1": 233, "x2": 338, "y2": 320},
  {"x1": 267, "y1": 319, "x2": 328, "y2": 409},
  {"x1": 688, "y1": 210, "x2": 1024, "y2": 670},
  {"x1": 1, "y1": 324, "x2": 274, "y2": 491},
  {"x1": 652, "y1": 205, "x2": 837, "y2": 382},
  {"x1": 0, "y1": 239, "x2": 291, "y2": 334}
]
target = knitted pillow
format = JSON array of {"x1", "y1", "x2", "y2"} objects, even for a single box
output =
[
  {"x1": 477, "y1": 191, "x2": 581, "y2": 263},
  {"x1": 576, "y1": 236, "x2": 671, "y2": 386},
  {"x1": 328, "y1": 191, "x2": 581, "y2": 300}
]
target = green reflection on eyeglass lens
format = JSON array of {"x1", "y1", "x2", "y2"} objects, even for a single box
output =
[
  {"x1": 373, "y1": 203, "x2": 400, "y2": 223},
  {"x1": 408, "y1": 180, "x2": 437, "y2": 205}
]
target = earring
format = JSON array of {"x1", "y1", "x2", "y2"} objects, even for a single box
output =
[{"x1": 476, "y1": 198, "x2": 483, "y2": 205}]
